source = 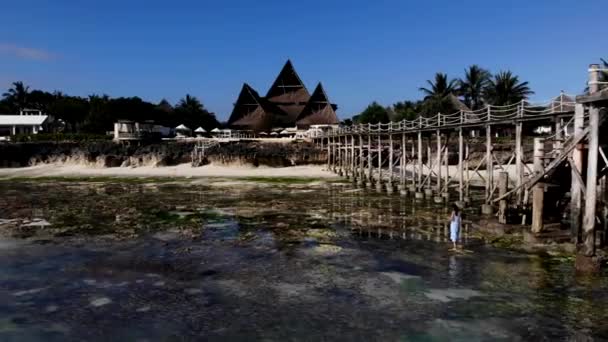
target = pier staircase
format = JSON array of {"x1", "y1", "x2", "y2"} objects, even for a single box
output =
[{"x1": 191, "y1": 140, "x2": 220, "y2": 166}]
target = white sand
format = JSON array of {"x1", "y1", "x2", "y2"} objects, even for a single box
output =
[{"x1": 0, "y1": 163, "x2": 339, "y2": 179}]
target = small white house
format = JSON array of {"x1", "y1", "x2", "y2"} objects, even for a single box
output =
[{"x1": 0, "y1": 109, "x2": 49, "y2": 136}]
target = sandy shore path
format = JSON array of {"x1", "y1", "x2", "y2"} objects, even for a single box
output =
[{"x1": 0, "y1": 163, "x2": 339, "y2": 179}]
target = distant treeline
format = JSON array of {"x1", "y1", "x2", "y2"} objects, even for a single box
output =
[{"x1": 1, "y1": 82, "x2": 220, "y2": 134}]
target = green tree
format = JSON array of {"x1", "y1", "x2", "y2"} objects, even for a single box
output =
[
  {"x1": 48, "y1": 96, "x2": 89, "y2": 132},
  {"x1": 340, "y1": 118, "x2": 353, "y2": 126},
  {"x1": 2, "y1": 81, "x2": 30, "y2": 111},
  {"x1": 391, "y1": 100, "x2": 420, "y2": 121},
  {"x1": 419, "y1": 73, "x2": 458, "y2": 116},
  {"x1": 483, "y1": 71, "x2": 533, "y2": 106},
  {"x1": 174, "y1": 94, "x2": 219, "y2": 130},
  {"x1": 354, "y1": 101, "x2": 390, "y2": 124},
  {"x1": 458, "y1": 65, "x2": 491, "y2": 110}
]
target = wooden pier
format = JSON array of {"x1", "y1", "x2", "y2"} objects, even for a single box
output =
[{"x1": 316, "y1": 65, "x2": 608, "y2": 270}]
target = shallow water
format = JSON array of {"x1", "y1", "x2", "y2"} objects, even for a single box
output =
[{"x1": 0, "y1": 180, "x2": 607, "y2": 341}]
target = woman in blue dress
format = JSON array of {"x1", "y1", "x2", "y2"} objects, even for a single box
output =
[{"x1": 449, "y1": 204, "x2": 461, "y2": 250}]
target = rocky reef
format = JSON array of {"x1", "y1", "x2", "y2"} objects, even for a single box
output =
[
  {"x1": 0, "y1": 140, "x2": 327, "y2": 168},
  {"x1": 201, "y1": 141, "x2": 326, "y2": 167}
]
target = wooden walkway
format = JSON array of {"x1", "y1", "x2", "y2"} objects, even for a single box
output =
[{"x1": 314, "y1": 64, "x2": 608, "y2": 263}]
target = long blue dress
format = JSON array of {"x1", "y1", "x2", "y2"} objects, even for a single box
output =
[{"x1": 450, "y1": 213, "x2": 461, "y2": 242}]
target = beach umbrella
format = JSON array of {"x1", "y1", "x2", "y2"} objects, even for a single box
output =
[{"x1": 194, "y1": 127, "x2": 206, "y2": 133}]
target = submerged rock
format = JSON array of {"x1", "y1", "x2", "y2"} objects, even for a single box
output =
[
  {"x1": 90, "y1": 297, "x2": 112, "y2": 307},
  {"x1": 424, "y1": 288, "x2": 483, "y2": 303}
]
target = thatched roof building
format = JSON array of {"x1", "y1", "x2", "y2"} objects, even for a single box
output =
[{"x1": 227, "y1": 60, "x2": 338, "y2": 131}]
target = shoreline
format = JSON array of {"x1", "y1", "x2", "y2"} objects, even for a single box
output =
[{"x1": 0, "y1": 163, "x2": 339, "y2": 180}]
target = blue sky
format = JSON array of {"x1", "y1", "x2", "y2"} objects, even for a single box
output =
[{"x1": 1, "y1": 0, "x2": 606, "y2": 121}]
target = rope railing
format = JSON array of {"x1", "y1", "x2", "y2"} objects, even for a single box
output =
[{"x1": 324, "y1": 94, "x2": 578, "y2": 137}]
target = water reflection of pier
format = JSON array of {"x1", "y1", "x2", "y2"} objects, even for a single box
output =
[{"x1": 326, "y1": 186, "x2": 470, "y2": 244}]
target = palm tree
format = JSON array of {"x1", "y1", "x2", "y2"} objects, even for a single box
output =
[
  {"x1": 458, "y1": 65, "x2": 491, "y2": 110},
  {"x1": 483, "y1": 71, "x2": 533, "y2": 106},
  {"x1": 177, "y1": 94, "x2": 204, "y2": 113},
  {"x1": 419, "y1": 73, "x2": 458, "y2": 116},
  {"x1": 419, "y1": 73, "x2": 458, "y2": 100},
  {"x1": 175, "y1": 94, "x2": 219, "y2": 130},
  {"x1": 2, "y1": 81, "x2": 30, "y2": 111}
]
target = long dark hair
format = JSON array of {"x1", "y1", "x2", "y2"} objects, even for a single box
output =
[{"x1": 452, "y1": 204, "x2": 460, "y2": 216}]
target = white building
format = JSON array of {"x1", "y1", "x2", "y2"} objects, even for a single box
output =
[{"x1": 0, "y1": 109, "x2": 49, "y2": 136}]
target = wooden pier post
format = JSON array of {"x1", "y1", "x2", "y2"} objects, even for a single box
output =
[
  {"x1": 436, "y1": 130, "x2": 442, "y2": 195},
  {"x1": 358, "y1": 135, "x2": 365, "y2": 187},
  {"x1": 416, "y1": 131, "x2": 424, "y2": 199},
  {"x1": 481, "y1": 125, "x2": 493, "y2": 214},
  {"x1": 351, "y1": 135, "x2": 356, "y2": 182},
  {"x1": 531, "y1": 138, "x2": 545, "y2": 233},
  {"x1": 377, "y1": 134, "x2": 383, "y2": 191},
  {"x1": 571, "y1": 104, "x2": 585, "y2": 242},
  {"x1": 498, "y1": 171, "x2": 508, "y2": 224},
  {"x1": 387, "y1": 132, "x2": 394, "y2": 193},
  {"x1": 367, "y1": 133, "x2": 373, "y2": 185},
  {"x1": 400, "y1": 132, "x2": 406, "y2": 195},
  {"x1": 327, "y1": 136, "x2": 331, "y2": 171},
  {"x1": 554, "y1": 117, "x2": 563, "y2": 153},
  {"x1": 582, "y1": 105, "x2": 600, "y2": 256},
  {"x1": 443, "y1": 144, "x2": 449, "y2": 202},
  {"x1": 515, "y1": 102, "x2": 524, "y2": 205},
  {"x1": 486, "y1": 125, "x2": 493, "y2": 203},
  {"x1": 458, "y1": 127, "x2": 464, "y2": 204},
  {"x1": 465, "y1": 143, "x2": 470, "y2": 204},
  {"x1": 410, "y1": 138, "x2": 416, "y2": 192}
]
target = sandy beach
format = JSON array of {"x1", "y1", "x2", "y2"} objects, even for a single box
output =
[{"x1": 0, "y1": 163, "x2": 339, "y2": 179}]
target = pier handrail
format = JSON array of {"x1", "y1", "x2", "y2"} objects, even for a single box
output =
[{"x1": 324, "y1": 93, "x2": 577, "y2": 137}]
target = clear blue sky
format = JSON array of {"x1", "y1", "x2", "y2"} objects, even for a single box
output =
[{"x1": 1, "y1": 0, "x2": 606, "y2": 121}]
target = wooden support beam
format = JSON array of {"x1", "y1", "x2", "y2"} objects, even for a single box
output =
[
  {"x1": 377, "y1": 134, "x2": 382, "y2": 187},
  {"x1": 417, "y1": 131, "x2": 423, "y2": 190},
  {"x1": 532, "y1": 138, "x2": 545, "y2": 233},
  {"x1": 498, "y1": 172, "x2": 508, "y2": 224},
  {"x1": 411, "y1": 137, "x2": 416, "y2": 187},
  {"x1": 401, "y1": 132, "x2": 406, "y2": 188},
  {"x1": 486, "y1": 125, "x2": 493, "y2": 204},
  {"x1": 571, "y1": 104, "x2": 585, "y2": 242},
  {"x1": 582, "y1": 106, "x2": 600, "y2": 256},
  {"x1": 359, "y1": 135, "x2": 365, "y2": 183},
  {"x1": 458, "y1": 127, "x2": 464, "y2": 202},
  {"x1": 367, "y1": 133, "x2": 373, "y2": 182},
  {"x1": 436, "y1": 130, "x2": 442, "y2": 194},
  {"x1": 388, "y1": 133, "x2": 394, "y2": 186}
]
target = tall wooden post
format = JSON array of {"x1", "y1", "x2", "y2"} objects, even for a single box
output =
[
  {"x1": 498, "y1": 172, "x2": 508, "y2": 224},
  {"x1": 327, "y1": 136, "x2": 332, "y2": 171},
  {"x1": 582, "y1": 105, "x2": 600, "y2": 256},
  {"x1": 571, "y1": 104, "x2": 585, "y2": 242},
  {"x1": 387, "y1": 132, "x2": 394, "y2": 192},
  {"x1": 515, "y1": 101, "x2": 523, "y2": 205},
  {"x1": 400, "y1": 132, "x2": 406, "y2": 194},
  {"x1": 377, "y1": 134, "x2": 383, "y2": 191},
  {"x1": 486, "y1": 125, "x2": 493, "y2": 203},
  {"x1": 367, "y1": 133, "x2": 373, "y2": 184},
  {"x1": 410, "y1": 138, "x2": 416, "y2": 190},
  {"x1": 444, "y1": 144, "x2": 449, "y2": 200},
  {"x1": 465, "y1": 143, "x2": 470, "y2": 203},
  {"x1": 458, "y1": 127, "x2": 464, "y2": 203},
  {"x1": 436, "y1": 130, "x2": 442, "y2": 195},
  {"x1": 351, "y1": 135, "x2": 356, "y2": 181},
  {"x1": 554, "y1": 117, "x2": 562, "y2": 153},
  {"x1": 531, "y1": 138, "x2": 545, "y2": 233},
  {"x1": 359, "y1": 134, "x2": 365, "y2": 186}
]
